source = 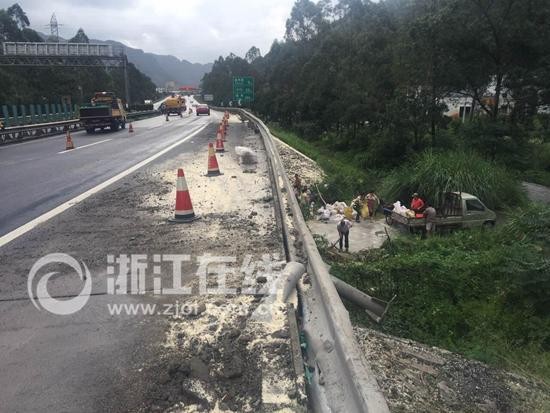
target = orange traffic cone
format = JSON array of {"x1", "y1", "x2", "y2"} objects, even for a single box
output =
[
  {"x1": 207, "y1": 143, "x2": 222, "y2": 176},
  {"x1": 169, "y1": 168, "x2": 200, "y2": 223},
  {"x1": 65, "y1": 131, "x2": 75, "y2": 150},
  {"x1": 215, "y1": 136, "x2": 225, "y2": 153},
  {"x1": 218, "y1": 125, "x2": 226, "y2": 142},
  {"x1": 128, "y1": 123, "x2": 134, "y2": 133}
]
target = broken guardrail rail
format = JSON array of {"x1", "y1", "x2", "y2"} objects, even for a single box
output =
[{"x1": 233, "y1": 108, "x2": 390, "y2": 413}]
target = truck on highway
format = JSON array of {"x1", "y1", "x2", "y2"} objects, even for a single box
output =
[
  {"x1": 79, "y1": 92, "x2": 127, "y2": 133},
  {"x1": 162, "y1": 94, "x2": 186, "y2": 119},
  {"x1": 385, "y1": 192, "x2": 496, "y2": 232}
]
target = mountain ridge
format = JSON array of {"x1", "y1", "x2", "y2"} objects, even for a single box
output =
[
  {"x1": 35, "y1": 32, "x2": 212, "y2": 88},
  {"x1": 105, "y1": 40, "x2": 212, "y2": 88}
]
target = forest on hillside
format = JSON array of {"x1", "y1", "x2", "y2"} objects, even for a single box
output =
[
  {"x1": 202, "y1": 0, "x2": 550, "y2": 181},
  {"x1": 0, "y1": 4, "x2": 158, "y2": 105}
]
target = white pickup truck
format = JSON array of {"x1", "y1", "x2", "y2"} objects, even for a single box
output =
[{"x1": 385, "y1": 192, "x2": 497, "y2": 231}]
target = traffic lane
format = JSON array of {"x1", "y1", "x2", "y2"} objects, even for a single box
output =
[
  {"x1": 0, "y1": 112, "x2": 198, "y2": 164},
  {"x1": 0, "y1": 118, "x2": 222, "y2": 412},
  {"x1": 0, "y1": 114, "x2": 211, "y2": 236},
  {"x1": 0, "y1": 118, "x2": 220, "y2": 300},
  {"x1": 0, "y1": 293, "x2": 170, "y2": 413},
  {"x1": 0, "y1": 113, "x2": 219, "y2": 236},
  {"x1": 0, "y1": 114, "x2": 289, "y2": 412}
]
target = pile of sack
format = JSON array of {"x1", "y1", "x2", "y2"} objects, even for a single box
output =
[
  {"x1": 317, "y1": 201, "x2": 357, "y2": 221},
  {"x1": 392, "y1": 201, "x2": 416, "y2": 218},
  {"x1": 235, "y1": 146, "x2": 258, "y2": 165}
]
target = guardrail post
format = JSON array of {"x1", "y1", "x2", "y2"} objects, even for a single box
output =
[
  {"x1": 20, "y1": 105, "x2": 27, "y2": 125},
  {"x1": 30, "y1": 104, "x2": 36, "y2": 123},
  {"x1": 2, "y1": 105, "x2": 9, "y2": 127},
  {"x1": 12, "y1": 105, "x2": 19, "y2": 125},
  {"x1": 49, "y1": 104, "x2": 55, "y2": 122}
]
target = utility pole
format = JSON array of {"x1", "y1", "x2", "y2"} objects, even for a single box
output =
[{"x1": 123, "y1": 54, "x2": 130, "y2": 106}]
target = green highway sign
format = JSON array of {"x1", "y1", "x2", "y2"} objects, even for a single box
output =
[{"x1": 232, "y1": 76, "x2": 254, "y2": 104}]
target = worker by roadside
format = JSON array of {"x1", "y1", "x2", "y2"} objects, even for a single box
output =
[
  {"x1": 337, "y1": 217, "x2": 353, "y2": 252},
  {"x1": 410, "y1": 192, "x2": 425, "y2": 213},
  {"x1": 352, "y1": 193, "x2": 364, "y2": 222},
  {"x1": 293, "y1": 173, "x2": 302, "y2": 196},
  {"x1": 424, "y1": 203, "x2": 437, "y2": 237},
  {"x1": 299, "y1": 186, "x2": 310, "y2": 206},
  {"x1": 365, "y1": 191, "x2": 380, "y2": 221}
]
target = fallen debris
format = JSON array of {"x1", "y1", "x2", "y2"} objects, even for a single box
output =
[{"x1": 355, "y1": 327, "x2": 550, "y2": 412}]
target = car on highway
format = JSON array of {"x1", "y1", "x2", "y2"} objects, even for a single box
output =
[{"x1": 196, "y1": 104, "x2": 210, "y2": 116}]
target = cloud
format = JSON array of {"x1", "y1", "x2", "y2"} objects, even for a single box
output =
[{"x1": 19, "y1": 0, "x2": 296, "y2": 63}]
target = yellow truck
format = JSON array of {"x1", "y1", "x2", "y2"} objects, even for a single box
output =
[
  {"x1": 162, "y1": 94, "x2": 186, "y2": 119},
  {"x1": 80, "y1": 92, "x2": 127, "y2": 133}
]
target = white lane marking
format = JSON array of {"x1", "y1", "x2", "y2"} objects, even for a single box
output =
[
  {"x1": 57, "y1": 138, "x2": 112, "y2": 154},
  {"x1": 0, "y1": 123, "x2": 208, "y2": 249}
]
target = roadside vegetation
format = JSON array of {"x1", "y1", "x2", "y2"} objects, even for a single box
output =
[
  {"x1": 320, "y1": 203, "x2": 550, "y2": 383},
  {"x1": 270, "y1": 124, "x2": 377, "y2": 202},
  {"x1": 202, "y1": 0, "x2": 550, "y2": 195},
  {"x1": 381, "y1": 150, "x2": 526, "y2": 209}
]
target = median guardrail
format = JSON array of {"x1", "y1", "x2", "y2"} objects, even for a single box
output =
[{"x1": 0, "y1": 110, "x2": 160, "y2": 145}]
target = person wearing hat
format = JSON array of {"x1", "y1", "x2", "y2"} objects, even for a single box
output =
[{"x1": 410, "y1": 193, "x2": 425, "y2": 213}]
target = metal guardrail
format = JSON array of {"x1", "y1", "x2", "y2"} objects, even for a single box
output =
[
  {"x1": 232, "y1": 109, "x2": 390, "y2": 412},
  {"x1": 0, "y1": 110, "x2": 160, "y2": 145}
]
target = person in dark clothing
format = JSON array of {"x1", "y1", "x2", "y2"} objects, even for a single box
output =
[{"x1": 337, "y1": 218, "x2": 352, "y2": 252}]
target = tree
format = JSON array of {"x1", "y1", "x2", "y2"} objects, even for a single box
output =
[
  {"x1": 69, "y1": 28, "x2": 89, "y2": 43},
  {"x1": 7, "y1": 3, "x2": 29, "y2": 29},
  {"x1": 245, "y1": 46, "x2": 261, "y2": 63},
  {"x1": 285, "y1": 0, "x2": 325, "y2": 41},
  {"x1": 0, "y1": 9, "x2": 21, "y2": 41}
]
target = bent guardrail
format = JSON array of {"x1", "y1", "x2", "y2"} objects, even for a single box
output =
[{"x1": 232, "y1": 108, "x2": 389, "y2": 413}]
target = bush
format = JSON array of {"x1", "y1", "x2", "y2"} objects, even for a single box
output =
[
  {"x1": 331, "y1": 205, "x2": 550, "y2": 381},
  {"x1": 380, "y1": 150, "x2": 526, "y2": 209}
]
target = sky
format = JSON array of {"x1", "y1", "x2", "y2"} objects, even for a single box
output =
[{"x1": 12, "y1": 0, "x2": 297, "y2": 63}]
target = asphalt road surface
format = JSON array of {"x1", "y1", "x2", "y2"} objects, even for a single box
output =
[
  {"x1": 0, "y1": 111, "x2": 210, "y2": 238},
  {"x1": 0, "y1": 110, "x2": 298, "y2": 412},
  {"x1": 0, "y1": 111, "x2": 216, "y2": 412}
]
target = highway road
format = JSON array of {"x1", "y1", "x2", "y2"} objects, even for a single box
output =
[
  {"x1": 0, "y1": 108, "x2": 298, "y2": 412},
  {"x1": 0, "y1": 108, "x2": 217, "y2": 412},
  {"x1": 0, "y1": 110, "x2": 209, "y2": 238}
]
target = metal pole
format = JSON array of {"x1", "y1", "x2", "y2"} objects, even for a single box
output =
[{"x1": 123, "y1": 54, "x2": 130, "y2": 106}]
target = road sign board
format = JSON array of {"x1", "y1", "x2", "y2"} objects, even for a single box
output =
[
  {"x1": 232, "y1": 76, "x2": 254, "y2": 103},
  {"x1": 203, "y1": 94, "x2": 214, "y2": 102}
]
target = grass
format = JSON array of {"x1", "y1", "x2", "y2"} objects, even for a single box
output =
[
  {"x1": 381, "y1": 150, "x2": 527, "y2": 210},
  {"x1": 523, "y1": 169, "x2": 550, "y2": 187},
  {"x1": 269, "y1": 123, "x2": 381, "y2": 203}
]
